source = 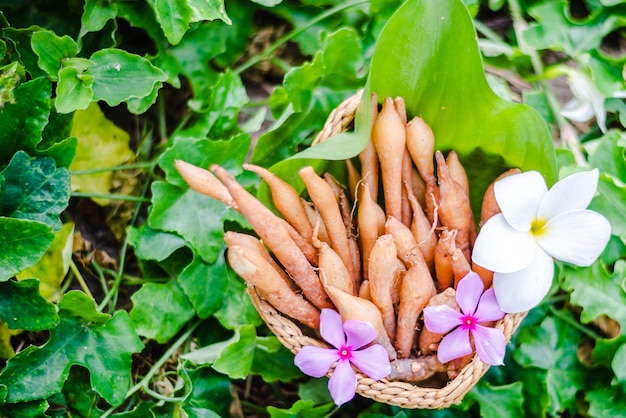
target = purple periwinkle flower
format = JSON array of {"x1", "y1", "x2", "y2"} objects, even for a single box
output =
[
  {"x1": 294, "y1": 309, "x2": 391, "y2": 406},
  {"x1": 423, "y1": 272, "x2": 506, "y2": 366}
]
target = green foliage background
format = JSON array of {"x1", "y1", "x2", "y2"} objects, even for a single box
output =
[{"x1": 0, "y1": 0, "x2": 624, "y2": 416}]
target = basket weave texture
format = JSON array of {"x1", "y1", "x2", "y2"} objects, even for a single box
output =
[{"x1": 248, "y1": 91, "x2": 528, "y2": 409}]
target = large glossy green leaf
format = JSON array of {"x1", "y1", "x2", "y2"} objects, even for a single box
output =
[
  {"x1": 284, "y1": 0, "x2": 557, "y2": 214},
  {"x1": 0, "y1": 291, "x2": 143, "y2": 406}
]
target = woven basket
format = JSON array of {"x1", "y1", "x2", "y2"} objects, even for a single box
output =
[{"x1": 247, "y1": 91, "x2": 528, "y2": 409}]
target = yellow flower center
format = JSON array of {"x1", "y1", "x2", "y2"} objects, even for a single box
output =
[{"x1": 530, "y1": 218, "x2": 548, "y2": 237}]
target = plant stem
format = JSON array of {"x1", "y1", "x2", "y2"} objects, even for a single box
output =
[
  {"x1": 100, "y1": 319, "x2": 202, "y2": 418},
  {"x1": 69, "y1": 259, "x2": 94, "y2": 299},
  {"x1": 97, "y1": 177, "x2": 151, "y2": 312},
  {"x1": 549, "y1": 305, "x2": 604, "y2": 340},
  {"x1": 233, "y1": 0, "x2": 368, "y2": 75},
  {"x1": 71, "y1": 192, "x2": 152, "y2": 203},
  {"x1": 508, "y1": 0, "x2": 586, "y2": 165},
  {"x1": 70, "y1": 161, "x2": 155, "y2": 175}
]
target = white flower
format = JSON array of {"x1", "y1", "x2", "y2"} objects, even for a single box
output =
[
  {"x1": 561, "y1": 69, "x2": 626, "y2": 133},
  {"x1": 472, "y1": 169, "x2": 611, "y2": 313}
]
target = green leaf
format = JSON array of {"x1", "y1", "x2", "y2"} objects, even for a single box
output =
[
  {"x1": 89, "y1": 48, "x2": 168, "y2": 108},
  {"x1": 179, "y1": 253, "x2": 229, "y2": 319},
  {"x1": 55, "y1": 61, "x2": 94, "y2": 114},
  {"x1": 0, "y1": 151, "x2": 70, "y2": 231},
  {"x1": 0, "y1": 279, "x2": 59, "y2": 331},
  {"x1": 127, "y1": 224, "x2": 187, "y2": 262},
  {"x1": 0, "y1": 78, "x2": 51, "y2": 163},
  {"x1": 52, "y1": 365, "x2": 105, "y2": 418},
  {"x1": 523, "y1": 0, "x2": 626, "y2": 56},
  {"x1": 252, "y1": 28, "x2": 364, "y2": 168},
  {"x1": 0, "y1": 218, "x2": 54, "y2": 282},
  {"x1": 148, "y1": 182, "x2": 244, "y2": 264},
  {"x1": 368, "y1": 0, "x2": 556, "y2": 192},
  {"x1": 151, "y1": 0, "x2": 194, "y2": 45},
  {"x1": 187, "y1": 0, "x2": 231, "y2": 25},
  {"x1": 514, "y1": 313, "x2": 611, "y2": 415},
  {"x1": 590, "y1": 173, "x2": 626, "y2": 241},
  {"x1": 2, "y1": 26, "x2": 48, "y2": 78},
  {"x1": 213, "y1": 269, "x2": 261, "y2": 330},
  {"x1": 31, "y1": 30, "x2": 78, "y2": 80},
  {"x1": 81, "y1": 0, "x2": 119, "y2": 33},
  {"x1": 612, "y1": 343, "x2": 626, "y2": 382},
  {"x1": 587, "y1": 384, "x2": 626, "y2": 417},
  {"x1": 16, "y1": 222, "x2": 74, "y2": 302},
  {"x1": 251, "y1": 337, "x2": 301, "y2": 382},
  {"x1": 174, "y1": 70, "x2": 248, "y2": 137},
  {"x1": 158, "y1": 134, "x2": 250, "y2": 188},
  {"x1": 208, "y1": 325, "x2": 257, "y2": 379},
  {"x1": 286, "y1": 0, "x2": 556, "y2": 218},
  {"x1": 267, "y1": 400, "x2": 334, "y2": 418},
  {"x1": 130, "y1": 281, "x2": 195, "y2": 343},
  {"x1": 560, "y1": 260, "x2": 626, "y2": 331},
  {"x1": 69, "y1": 102, "x2": 135, "y2": 205},
  {"x1": 180, "y1": 366, "x2": 233, "y2": 418},
  {"x1": 0, "y1": 291, "x2": 144, "y2": 406},
  {"x1": 0, "y1": 322, "x2": 21, "y2": 359},
  {"x1": 0, "y1": 399, "x2": 50, "y2": 418},
  {"x1": 465, "y1": 381, "x2": 524, "y2": 418},
  {"x1": 587, "y1": 130, "x2": 626, "y2": 184}
]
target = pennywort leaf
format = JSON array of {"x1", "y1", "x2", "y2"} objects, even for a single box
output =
[{"x1": 0, "y1": 291, "x2": 144, "y2": 406}]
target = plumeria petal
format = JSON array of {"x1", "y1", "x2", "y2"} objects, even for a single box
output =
[
  {"x1": 437, "y1": 327, "x2": 472, "y2": 364},
  {"x1": 474, "y1": 289, "x2": 505, "y2": 323},
  {"x1": 343, "y1": 320, "x2": 377, "y2": 350},
  {"x1": 350, "y1": 345, "x2": 391, "y2": 380},
  {"x1": 494, "y1": 171, "x2": 547, "y2": 232},
  {"x1": 294, "y1": 346, "x2": 339, "y2": 378},
  {"x1": 537, "y1": 209, "x2": 611, "y2": 266},
  {"x1": 456, "y1": 272, "x2": 484, "y2": 315},
  {"x1": 561, "y1": 98, "x2": 594, "y2": 122},
  {"x1": 328, "y1": 359, "x2": 357, "y2": 406},
  {"x1": 537, "y1": 169, "x2": 599, "y2": 220},
  {"x1": 320, "y1": 309, "x2": 345, "y2": 349},
  {"x1": 493, "y1": 249, "x2": 555, "y2": 313},
  {"x1": 424, "y1": 305, "x2": 463, "y2": 334},
  {"x1": 472, "y1": 325, "x2": 506, "y2": 366},
  {"x1": 472, "y1": 214, "x2": 537, "y2": 273}
]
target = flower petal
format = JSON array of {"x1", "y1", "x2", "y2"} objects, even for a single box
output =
[
  {"x1": 456, "y1": 271, "x2": 484, "y2": 315},
  {"x1": 424, "y1": 305, "x2": 463, "y2": 334},
  {"x1": 328, "y1": 359, "x2": 357, "y2": 406},
  {"x1": 537, "y1": 169, "x2": 599, "y2": 220},
  {"x1": 294, "y1": 346, "x2": 339, "y2": 378},
  {"x1": 472, "y1": 214, "x2": 538, "y2": 273},
  {"x1": 320, "y1": 309, "x2": 345, "y2": 349},
  {"x1": 561, "y1": 99, "x2": 594, "y2": 122},
  {"x1": 537, "y1": 209, "x2": 611, "y2": 266},
  {"x1": 350, "y1": 345, "x2": 391, "y2": 380},
  {"x1": 437, "y1": 327, "x2": 472, "y2": 364},
  {"x1": 492, "y1": 249, "x2": 554, "y2": 313},
  {"x1": 494, "y1": 171, "x2": 547, "y2": 232},
  {"x1": 343, "y1": 320, "x2": 377, "y2": 350},
  {"x1": 474, "y1": 289, "x2": 505, "y2": 323},
  {"x1": 472, "y1": 325, "x2": 506, "y2": 366}
]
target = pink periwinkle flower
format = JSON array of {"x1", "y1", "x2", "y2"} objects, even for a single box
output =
[
  {"x1": 294, "y1": 309, "x2": 391, "y2": 406},
  {"x1": 423, "y1": 272, "x2": 506, "y2": 366}
]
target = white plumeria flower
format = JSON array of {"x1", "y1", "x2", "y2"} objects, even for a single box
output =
[
  {"x1": 561, "y1": 69, "x2": 626, "y2": 133},
  {"x1": 472, "y1": 169, "x2": 611, "y2": 313}
]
